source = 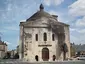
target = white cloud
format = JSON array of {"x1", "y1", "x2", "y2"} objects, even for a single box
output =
[
  {"x1": 70, "y1": 28, "x2": 85, "y2": 44},
  {"x1": 6, "y1": 26, "x2": 19, "y2": 31},
  {"x1": 70, "y1": 28, "x2": 76, "y2": 31},
  {"x1": 49, "y1": 10, "x2": 57, "y2": 15},
  {"x1": 43, "y1": 0, "x2": 51, "y2": 6},
  {"x1": 70, "y1": 35, "x2": 78, "y2": 43},
  {"x1": 68, "y1": 0, "x2": 85, "y2": 17},
  {"x1": 70, "y1": 34, "x2": 85, "y2": 44},
  {"x1": 7, "y1": 3, "x2": 12, "y2": 11},
  {"x1": 0, "y1": 30, "x2": 7, "y2": 33},
  {"x1": 76, "y1": 16, "x2": 85, "y2": 27},
  {"x1": 0, "y1": 26, "x2": 19, "y2": 33},
  {"x1": 4, "y1": 41, "x2": 11, "y2": 45},
  {"x1": 68, "y1": 0, "x2": 85, "y2": 27},
  {"x1": 48, "y1": 10, "x2": 65, "y2": 22},
  {"x1": 78, "y1": 29, "x2": 85, "y2": 33},
  {"x1": 0, "y1": 0, "x2": 37, "y2": 23},
  {"x1": 43, "y1": 0, "x2": 64, "y2": 6},
  {"x1": 54, "y1": 0, "x2": 64, "y2": 6},
  {"x1": 70, "y1": 28, "x2": 85, "y2": 34}
]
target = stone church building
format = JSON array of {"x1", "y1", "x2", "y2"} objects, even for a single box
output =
[{"x1": 19, "y1": 4, "x2": 71, "y2": 61}]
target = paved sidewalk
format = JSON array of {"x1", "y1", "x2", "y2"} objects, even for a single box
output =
[{"x1": 0, "y1": 59, "x2": 85, "y2": 64}]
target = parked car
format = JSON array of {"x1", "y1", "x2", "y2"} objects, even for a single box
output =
[{"x1": 77, "y1": 55, "x2": 85, "y2": 60}]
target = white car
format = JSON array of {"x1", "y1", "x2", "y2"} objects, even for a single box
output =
[{"x1": 77, "y1": 55, "x2": 85, "y2": 60}]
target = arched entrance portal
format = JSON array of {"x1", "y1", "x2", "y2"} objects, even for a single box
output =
[{"x1": 42, "y1": 48, "x2": 49, "y2": 61}]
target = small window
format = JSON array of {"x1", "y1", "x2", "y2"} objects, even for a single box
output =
[
  {"x1": 43, "y1": 33, "x2": 47, "y2": 41},
  {"x1": 53, "y1": 55, "x2": 56, "y2": 61},
  {"x1": 52, "y1": 34, "x2": 55, "y2": 41},
  {"x1": 25, "y1": 53, "x2": 27, "y2": 56},
  {"x1": 35, "y1": 34, "x2": 38, "y2": 41},
  {"x1": 35, "y1": 55, "x2": 38, "y2": 61}
]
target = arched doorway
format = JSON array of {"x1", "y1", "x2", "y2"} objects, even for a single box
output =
[{"x1": 42, "y1": 48, "x2": 49, "y2": 61}]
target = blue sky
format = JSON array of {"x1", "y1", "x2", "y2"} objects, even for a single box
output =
[{"x1": 0, "y1": 0, "x2": 85, "y2": 50}]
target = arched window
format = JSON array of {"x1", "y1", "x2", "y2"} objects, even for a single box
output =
[
  {"x1": 35, "y1": 34, "x2": 38, "y2": 41},
  {"x1": 25, "y1": 53, "x2": 27, "y2": 56},
  {"x1": 35, "y1": 55, "x2": 38, "y2": 61},
  {"x1": 43, "y1": 33, "x2": 47, "y2": 41},
  {"x1": 52, "y1": 55, "x2": 56, "y2": 61},
  {"x1": 52, "y1": 34, "x2": 55, "y2": 41}
]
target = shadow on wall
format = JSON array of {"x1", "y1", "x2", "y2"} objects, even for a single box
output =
[
  {"x1": 47, "y1": 20, "x2": 68, "y2": 60},
  {"x1": 3, "y1": 52, "x2": 19, "y2": 59}
]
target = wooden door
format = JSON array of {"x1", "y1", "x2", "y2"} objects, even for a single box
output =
[{"x1": 42, "y1": 48, "x2": 49, "y2": 61}]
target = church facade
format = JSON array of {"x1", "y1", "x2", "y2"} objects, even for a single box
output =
[{"x1": 19, "y1": 4, "x2": 71, "y2": 61}]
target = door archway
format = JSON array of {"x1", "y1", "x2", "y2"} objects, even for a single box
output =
[{"x1": 42, "y1": 48, "x2": 49, "y2": 61}]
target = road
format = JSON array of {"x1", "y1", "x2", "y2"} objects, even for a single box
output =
[{"x1": 0, "y1": 59, "x2": 85, "y2": 64}]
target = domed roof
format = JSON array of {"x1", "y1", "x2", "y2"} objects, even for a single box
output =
[{"x1": 26, "y1": 4, "x2": 55, "y2": 21}]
